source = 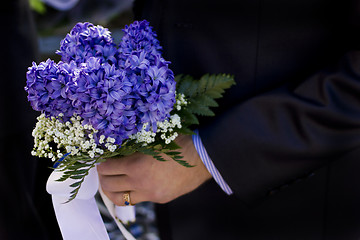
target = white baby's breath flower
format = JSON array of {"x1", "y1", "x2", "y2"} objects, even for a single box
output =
[
  {"x1": 174, "y1": 92, "x2": 188, "y2": 112},
  {"x1": 129, "y1": 112, "x2": 183, "y2": 145},
  {"x1": 106, "y1": 137, "x2": 116, "y2": 144},
  {"x1": 31, "y1": 113, "x2": 116, "y2": 162}
]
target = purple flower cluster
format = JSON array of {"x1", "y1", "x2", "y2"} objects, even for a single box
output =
[
  {"x1": 56, "y1": 22, "x2": 117, "y2": 64},
  {"x1": 119, "y1": 20, "x2": 162, "y2": 64},
  {"x1": 25, "y1": 20, "x2": 176, "y2": 145},
  {"x1": 25, "y1": 59, "x2": 77, "y2": 119}
]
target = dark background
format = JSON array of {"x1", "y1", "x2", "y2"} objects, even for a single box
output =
[{"x1": 0, "y1": 0, "x2": 133, "y2": 239}]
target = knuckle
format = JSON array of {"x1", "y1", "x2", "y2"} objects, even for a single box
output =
[{"x1": 97, "y1": 162, "x2": 109, "y2": 175}]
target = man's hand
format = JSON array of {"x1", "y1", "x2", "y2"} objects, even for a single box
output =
[{"x1": 97, "y1": 134, "x2": 212, "y2": 206}]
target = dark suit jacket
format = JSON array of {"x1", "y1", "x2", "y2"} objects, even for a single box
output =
[
  {"x1": 135, "y1": 0, "x2": 360, "y2": 239},
  {"x1": 0, "y1": 1, "x2": 61, "y2": 239}
]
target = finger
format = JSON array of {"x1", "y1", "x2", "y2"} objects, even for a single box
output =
[
  {"x1": 102, "y1": 190, "x2": 141, "y2": 206},
  {"x1": 99, "y1": 174, "x2": 132, "y2": 192},
  {"x1": 97, "y1": 158, "x2": 128, "y2": 175},
  {"x1": 97, "y1": 153, "x2": 144, "y2": 175}
]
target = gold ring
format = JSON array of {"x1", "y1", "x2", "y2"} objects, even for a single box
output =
[{"x1": 123, "y1": 192, "x2": 132, "y2": 206}]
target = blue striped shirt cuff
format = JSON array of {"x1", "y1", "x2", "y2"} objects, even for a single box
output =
[{"x1": 192, "y1": 130, "x2": 233, "y2": 195}]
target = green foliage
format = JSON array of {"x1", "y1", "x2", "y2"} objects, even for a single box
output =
[
  {"x1": 176, "y1": 73, "x2": 235, "y2": 126},
  {"x1": 55, "y1": 159, "x2": 97, "y2": 202},
  {"x1": 177, "y1": 109, "x2": 199, "y2": 125},
  {"x1": 176, "y1": 74, "x2": 235, "y2": 99},
  {"x1": 29, "y1": 0, "x2": 46, "y2": 14}
]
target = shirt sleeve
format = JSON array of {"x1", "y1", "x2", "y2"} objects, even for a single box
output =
[{"x1": 192, "y1": 130, "x2": 233, "y2": 195}]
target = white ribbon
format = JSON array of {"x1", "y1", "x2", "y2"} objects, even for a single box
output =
[
  {"x1": 99, "y1": 188, "x2": 136, "y2": 240},
  {"x1": 46, "y1": 167, "x2": 136, "y2": 240}
]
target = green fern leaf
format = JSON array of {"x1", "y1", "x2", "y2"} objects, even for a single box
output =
[
  {"x1": 138, "y1": 148, "x2": 158, "y2": 156},
  {"x1": 187, "y1": 101, "x2": 215, "y2": 116},
  {"x1": 176, "y1": 126, "x2": 195, "y2": 135},
  {"x1": 70, "y1": 181, "x2": 81, "y2": 188},
  {"x1": 192, "y1": 95, "x2": 219, "y2": 107},
  {"x1": 179, "y1": 109, "x2": 199, "y2": 125},
  {"x1": 173, "y1": 158, "x2": 194, "y2": 167},
  {"x1": 200, "y1": 74, "x2": 235, "y2": 99},
  {"x1": 153, "y1": 155, "x2": 167, "y2": 161},
  {"x1": 176, "y1": 75, "x2": 198, "y2": 97},
  {"x1": 70, "y1": 175, "x2": 84, "y2": 180},
  {"x1": 162, "y1": 141, "x2": 181, "y2": 150},
  {"x1": 166, "y1": 151, "x2": 182, "y2": 156}
]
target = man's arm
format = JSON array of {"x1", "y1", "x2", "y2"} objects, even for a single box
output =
[
  {"x1": 97, "y1": 134, "x2": 212, "y2": 205},
  {"x1": 201, "y1": 52, "x2": 360, "y2": 203}
]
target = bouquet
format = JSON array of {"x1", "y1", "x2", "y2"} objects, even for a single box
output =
[{"x1": 25, "y1": 20, "x2": 235, "y2": 202}]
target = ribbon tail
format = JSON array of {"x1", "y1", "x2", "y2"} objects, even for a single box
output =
[
  {"x1": 115, "y1": 206, "x2": 136, "y2": 224},
  {"x1": 51, "y1": 195, "x2": 110, "y2": 240},
  {"x1": 99, "y1": 187, "x2": 136, "y2": 240},
  {"x1": 47, "y1": 167, "x2": 110, "y2": 240}
]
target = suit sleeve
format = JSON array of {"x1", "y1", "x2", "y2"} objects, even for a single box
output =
[{"x1": 200, "y1": 52, "x2": 360, "y2": 203}]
